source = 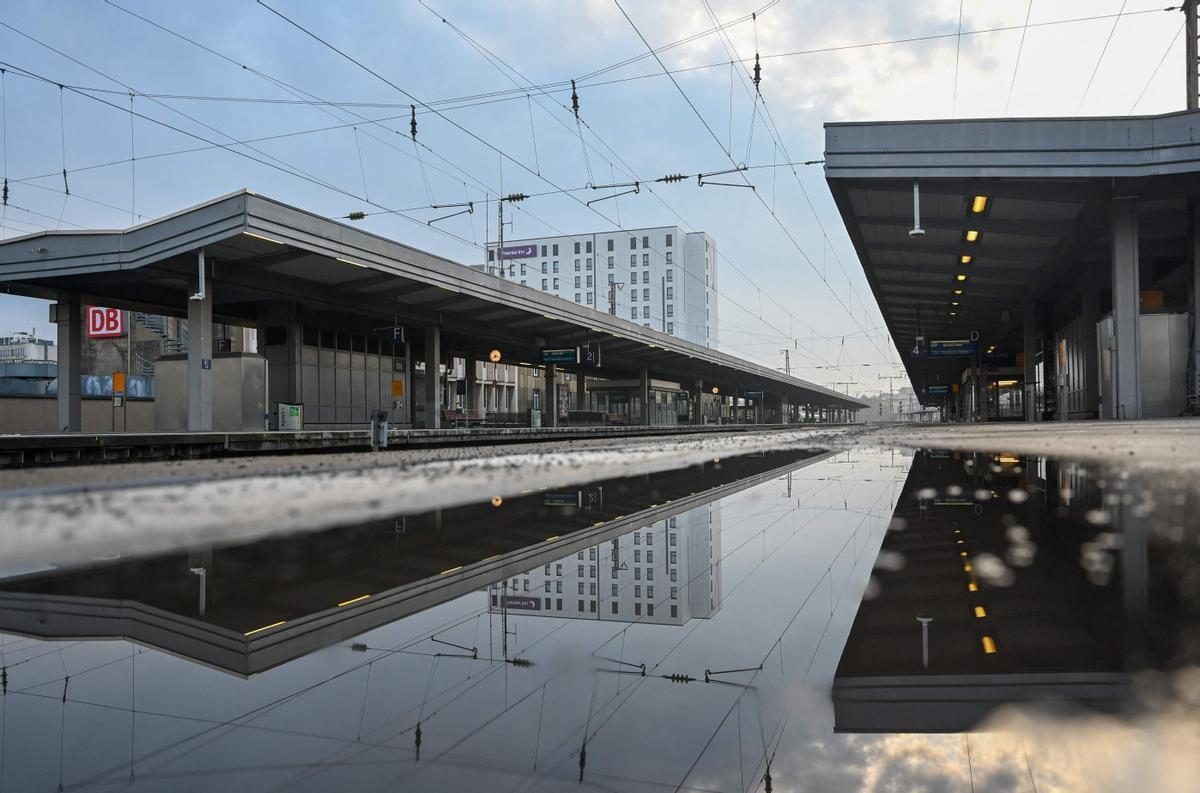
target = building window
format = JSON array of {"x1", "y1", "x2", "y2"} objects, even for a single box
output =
[
  {"x1": 611, "y1": 584, "x2": 618, "y2": 596},
  {"x1": 647, "y1": 586, "x2": 654, "y2": 599},
  {"x1": 670, "y1": 605, "x2": 678, "y2": 618},
  {"x1": 647, "y1": 604, "x2": 654, "y2": 617},
  {"x1": 589, "y1": 582, "x2": 596, "y2": 595},
  {"x1": 541, "y1": 278, "x2": 548, "y2": 290},
  {"x1": 577, "y1": 564, "x2": 584, "y2": 577},
  {"x1": 669, "y1": 551, "x2": 677, "y2": 564},
  {"x1": 671, "y1": 586, "x2": 678, "y2": 599},
  {"x1": 642, "y1": 253, "x2": 649, "y2": 266},
  {"x1": 666, "y1": 252, "x2": 672, "y2": 264},
  {"x1": 642, "y1": 235, "x2": 649, "y2": 248},
  {"x1": 666, "y1": 233, "x2": 673, "y2": 246},
  {"x1": 607, "y1": 256, "x2": 614, "y2": 268},
  {"x1": 630, "y1": 254, "x2": 636, "y2": 267},
  {"x1": 642, "y1": 306, "x2": 650, "y2": 319},
  {"x1": 666, "y1": 286, "x2": 673, "y2": 299},
  {"x1": 646, "y1": 532, "x2": 653, "y2": 545},
  {"x1": 631, "y1": 291, "x2": 638, "y2": 302},
  {"x1": 666, "y1": 269, "x2": 673, "y2": 282},
  {"x1": 586, "y1": 241, "x2": 593, "y2": 253},
  {"x1": 586, "y1": 258, "x2": 592, "y2": 270},
  {"x1": 670, "y1": 569, "x2": 677, "y2": 582},
  {"x1": 666, "y1": 322, "x2": 673, "y2": 334},
  {"x1": 553, "y1": 261, "x2": 560, "y2": 273},
  {"x1": 544, "y1": 581, "x2": 550, "y2": 592},
  {"x1": 523, "y1": 580, "x2": 530, "y2": 591},
  {"x1": 607, "y1": 239, "x2": 614, "y2": 251},
  {"x1": 646, "y1": 550, "x2": 653, "y2": 563},
  {"x1": 646, "y1": 568, "x2": 654, "y2": 581},
  {"x1": 634, "y1": 585, "x2": 641, "y2": 597},
  {"x1": 488, "y1": 249, "x2": 495, "y2": 262},
  {"x1": 574, "y1": 259, "x2": 581, "y2": 271},
  {"x1": 612, "y1": 602, "x2": 619, "y2": 614},
  {"x1": 574, "y1": 241, "x2": 581, "y2": 254},
  {"x1": 552, "y1": 243, "x2": 559, "y2": 255},
  {"x1": 642, "y1": 288, "x2": 650, "y2": 301},
  {"x1": 520, "y1": 280, "x2": 527, "y2": 286},
  {"x1": 578, "y1": 600, "x2": 584, "y2": 611},
  {"x1": 553, "y1": 277, "x2": 560, "y2": 289},
  {"x1": 630, "y1": 307, "x2": 638, "y2": 319},
  {"x1": 629, "y1": 237, "x2": 636, "y2": 250},
  {"x1": 575, "y1": 293, "x2": 581, "y2": 303},
  {"x1": 521, "y1": 263, "x2": 527, "y2": 275},
  {"x1": 590, "y1": 600, "x2": 596, "y2": 613},
  {"x1": 586, "y1": 275, "x2": 593, "y2": 287},
  {"x1": 666, "y1": 304, "x2": 674, "y2": 317},
  {"x1": 607, "y1": 274, "x2": 614, "y2": 285},
  {"x1": 541, "y1": 262, "x2": 547, "y2": 273},
  {"x1": 635, "y1": 603, "x2": 642, "y2": 616},
  {"x1": 635, "y1": 568, "x2": 641, "y2": 581},
  {"x1": 556, "y1": 563, "x2": 562, "y2": 575},
  {"x1": 589, "y1": 565, "x2": 596, "y2": 577},
  {"x1": 540, "y1": 244, "x2": 547, "y2": 256},
  {"x1": 611, "y1": 567, "x2": 618, "y2": 579},
  {"x1": 634, "y1": 550, "x2": 641, "y2": 563},
  {"x1": 587, "y1": 292, "x2": 593, "y2": 304},
  {"x1": 575, "y1": 276, "x2": 581, "y2": 288}
]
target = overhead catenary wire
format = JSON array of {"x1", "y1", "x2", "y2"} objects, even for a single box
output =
[
  {"x1": 257, "y1": 1, "x2": 855, "y2": 379},
  {"x1": 1129, "y1": 19, "x2": 1185, "y2": 113},
  {"x1": 1077, "y1": 0, "x2": 1130, "y2": 113},
  {"x1": 1005, "y1": 1, "x2": 1035, "y2": 115}
]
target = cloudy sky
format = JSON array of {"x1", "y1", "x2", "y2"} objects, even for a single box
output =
[{"x1": 0, "y1": 0, "x2": 1189, "y2": 393}]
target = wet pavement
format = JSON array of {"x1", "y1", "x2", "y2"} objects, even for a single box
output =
[{"x1": 0, "y1": 445, "x2": 1197, "y2": 792}]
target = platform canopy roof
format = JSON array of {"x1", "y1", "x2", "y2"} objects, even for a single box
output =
[
  {"x1": 0, "y1": 190, "x2": 865, "y2": 409},
  {"x1": 824, "y1": 109, "x2": 1200, "y2": 403}
]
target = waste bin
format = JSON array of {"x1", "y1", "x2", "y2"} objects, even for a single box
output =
[{"x1": 370, "y1": 409, "x2": 389, "y2": 451}]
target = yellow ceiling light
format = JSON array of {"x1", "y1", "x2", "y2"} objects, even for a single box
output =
[
  {"x1": 982, "y1": 636, "x2": 998, "y2": 654},
  {"x1": 971, "y1": 196, "x2": 989, "y2": 214},
  {"x1": 949, "y1": 311, "x2": 958, "y2": 317},
  {"x1": 953, "y1": 289, "x2": 963, "y2": 295},
  {"x1": 974, "y1": 605, "x2": 987, "y2": 618},
  {"x1": 960, "y1": 255, "x2": 973, "y2": 265},
  {"x1": 951, "y1": 301, "x2": 959, "y2": 306},
  {"x1": 965, "y1": 230, "x2": 981, "y2": 243},
  {"x1": 956, "y1": 274, "x2": 968, "y2": 282}
]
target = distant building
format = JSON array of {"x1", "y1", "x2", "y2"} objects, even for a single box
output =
[
  {"x1": 488, "y1": 502, "x2": 722, "y2": 625},
  {"x1": 0, "y1": 331, "x2": 56, "y2": 363},
  {"x1": 475, "y1": 227, "x2": 719, "y2": 349}
]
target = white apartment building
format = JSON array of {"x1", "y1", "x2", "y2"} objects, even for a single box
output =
[
  {"x1": 478, "y1": 227, "x2": 719, "y2": 348},
  {"x1": 487, "y1": 501, "x2": 723, "y2": 626}
]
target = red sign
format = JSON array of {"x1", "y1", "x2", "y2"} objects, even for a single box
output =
[{"x1": 87, "y1": 307, "x2": 125, "y2": 338}]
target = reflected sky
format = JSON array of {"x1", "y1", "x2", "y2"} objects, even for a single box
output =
[{"x1": 0, "y1": 447, "x2": 1197, "y2": 792}]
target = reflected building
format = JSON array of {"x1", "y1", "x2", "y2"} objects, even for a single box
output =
[
  {"x1": 833, "y1": 449, "x2": 1197, "y2": 733},
  {"x1": 488, "y1": 502, "x2": 722, "y2": 625}
]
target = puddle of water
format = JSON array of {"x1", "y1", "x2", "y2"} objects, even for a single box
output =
[{"x1": 0, "y1": 447, "x2": 1196, "y2": 792}]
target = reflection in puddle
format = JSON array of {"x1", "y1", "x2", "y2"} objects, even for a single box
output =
[{"x1": 0, "y1": 448, "x2": 1196, "y2": 791}]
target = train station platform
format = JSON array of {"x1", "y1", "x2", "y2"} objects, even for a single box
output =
[{"x1": 0, "y1": 421, "x2": 831, "y2": 469}]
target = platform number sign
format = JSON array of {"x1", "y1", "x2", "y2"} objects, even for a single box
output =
[{"x1": 86, "y1": 307, "x2": 125, "y2": 338}]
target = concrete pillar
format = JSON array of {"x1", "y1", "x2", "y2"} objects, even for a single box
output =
[
  {"x1": 1022, "y1": 301, "x2": 1038, "y2": 422},
  {"x1": 187, "y1": 250, "x2": 214, "y2": 432},
  {"x1": 423, "y1": 325, "x2": 441, "y2": 428},
  {"x1": 54, "y1": 291, "x2": 82, "y2": 432},
  {"x1": 1080, "y1": 284, "x2": 1100, "y2": 417},
  {"x1": 465, "y1": 357, "x2": 477, "y2": 415},
  {"x1": 1111, "y1": 197, "x2": 1142, "y2": 420},
  {"x1": 403, "y1": 336, "x2": 414, "y2": 427},
  {"x1": 546, "y1": 366, "x2": 558, "y2": 427},
  {"x1": 1191, "y1": 201, "x2": 1200, "y2": 411},
  {"x1": 576, "y1": 369, "x2": 587, "y2": 412},
  {"x1": 639, "y1": 368, "x2": 651, "y2": 425}
]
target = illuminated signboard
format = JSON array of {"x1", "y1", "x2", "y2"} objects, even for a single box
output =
[{"x1": 927, "y1": 339, "x2": 976, "y2": 357}]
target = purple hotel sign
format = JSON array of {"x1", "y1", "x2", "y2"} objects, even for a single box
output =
[{"x1": 499, "y1": 244, "x2": 536, "y2": 260}]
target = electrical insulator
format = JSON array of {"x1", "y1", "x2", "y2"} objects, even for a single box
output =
[
  {"x1": 571, "y1": 79, "x2": 580, "y2": 119},
  {"x1": 410, "y1": 105, "x2": 417, "y2": 141},
  {"x1": 656, "y1": 173, "x2": 688, "y2": 183},
  {"x1": 504, "y1": 193, "x2": 528, "y2": 203},
  {"x1": 347, "y1": 211, "x2": 366, "y2": 221},
  {"x1": 753, "y1": 52, "x2": 762, "y2": 95}
]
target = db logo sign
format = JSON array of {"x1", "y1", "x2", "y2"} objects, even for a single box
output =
[{"x1": 87, "y1": 307, "x2": 125, "y2": 338}]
